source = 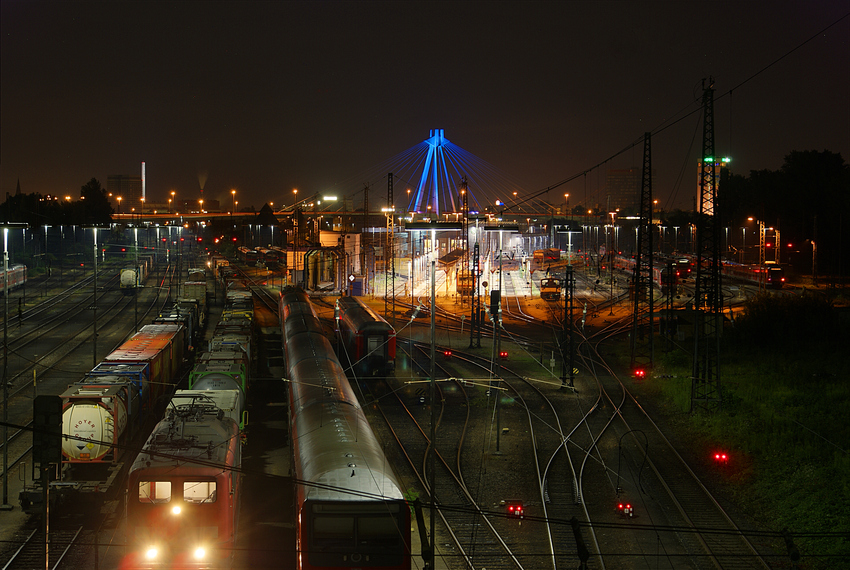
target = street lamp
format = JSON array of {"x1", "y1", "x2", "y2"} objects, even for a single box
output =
[
  {"x1": 564, "y1": 193, "x2": 569, "y2": 217},
  {"x1": 116, "y1": 196, "x2": 122, "y2": 216},
  {"x1": 199, "y1": 199, "x2": 204, "y2": 213},
  {"x1": 293, "y1": 188, "x2": 298, "y2": 207},
  {"x1": 170, "y1": 191, "x2": 176, "y2": 213}
]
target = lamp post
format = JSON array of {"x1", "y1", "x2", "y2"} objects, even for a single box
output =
[
  {"x1": 293, "y1": 188, "x2": 298, "y2": 207},
  {"x1": 170, "y1": 191, "x2": 175, "y2": 214},
  {"x1": 2, "y1": 227, "x2": 9, "y2": 510},
  {"x1": 564, "y1": 193, "x2": 570, "y2": 218},
  {"x1": 116, "y1": 196, "x2": 122, "y2": 217},
  {"x1": 810, "y1": 240, "x2": 818, "y2": 286},
  {"x1": 231, "y1": 189, "x2": 236, "y2": 229},
  {"x1": 740, "y1": 227, "x2": 747, "y2": 263},
  {"x1": 609, "y1": 211, "x2": 616, "y2": 316}
]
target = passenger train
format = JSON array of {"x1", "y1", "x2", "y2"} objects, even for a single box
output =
[
  {"x1": 678, "y1": 254, "x2": 786, "y2": 289},
  {"x1": 613, "y1": 255, "x2": 679, "y2": 294},
  {"x1": 281, "y1": 287, "x2": 411, "y2": 570},
  {"x1": 237, "y1": 246, "x2": 260, "y2": 264},
  {"x1": 721, "y1": 260, "x2": 786, "y2": 289},
  {"x1": 335, "y1": 295, "x2": 396, "y2": 377},
  {"x1": 0, "y1": 264, "x2": 27, "y2": 295}
]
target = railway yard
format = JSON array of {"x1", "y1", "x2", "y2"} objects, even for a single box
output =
[{"x1": 0, "y1": 252, "x2": 828, "y2": 569}]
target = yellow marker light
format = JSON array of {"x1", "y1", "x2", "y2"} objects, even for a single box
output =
[{"x1": 172, "y1": 506, "x2": 181, "y2": 515}]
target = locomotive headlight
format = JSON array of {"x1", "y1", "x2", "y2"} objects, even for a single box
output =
[
  {"x1": 171, "y1": 505, "x2": 182, "y2": 515},
  {"x1": 145, "y1": 546, "x2": 159, "y2": 560},
  {"x1": 194, "y1": 547, "x2": 206, "y2": 560}
]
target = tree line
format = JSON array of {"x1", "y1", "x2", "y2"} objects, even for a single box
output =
[{"x1": 0, "y1": 178, "x2": 113, "y2": 226}]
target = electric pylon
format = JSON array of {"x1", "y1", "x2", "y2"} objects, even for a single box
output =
[
  {"x1": 691, "y1": 78, "x2": 723, "y2": 412},
  {"x1": 631, "y1": 132, "x2": 654, "y2": 373}
]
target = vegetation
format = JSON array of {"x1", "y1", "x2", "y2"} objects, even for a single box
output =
[
  {"x1": 720, "y1": 150, "x2": 850, "y2": 276},
  {"x1": 0, "y1": 177, "x2": 113, "y2": 226},
  {"x1": 647, "y1": 294, "x2": 849, "y2": 568}
]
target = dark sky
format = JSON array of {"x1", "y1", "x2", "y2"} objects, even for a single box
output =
[{"x1": 2, "y1": 1, "x2": 848, "y2": 212}]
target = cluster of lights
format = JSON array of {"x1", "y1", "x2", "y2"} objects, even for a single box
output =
[
  {"x1": 714, "y1": 451, "x2": 729, "y2": 464},
  {"x1": 505, "y1": 500, "x2": 524, "y2": 518},
  {"x1": 144, "y1": 505, "x2": 207, "y2": 561}
]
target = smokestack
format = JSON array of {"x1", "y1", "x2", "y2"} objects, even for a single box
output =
[{"x1": 141, "y1": 161, "x2": 146, "y2": 202}]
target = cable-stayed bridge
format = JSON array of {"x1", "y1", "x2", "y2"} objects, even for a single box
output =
[{"x1": 361, "y1": 129, "x2": 554, "y2": 215}]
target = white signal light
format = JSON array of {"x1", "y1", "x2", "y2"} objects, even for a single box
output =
[
  {"x1": 194, "y1": 547, "x2": 206, "y2": 560},
  {"x1": 172, "y1": 506, "x2": 182, "y2": 515},
  {"x1": 145, "y1": 547, "x2": 158, "y2": 560}
]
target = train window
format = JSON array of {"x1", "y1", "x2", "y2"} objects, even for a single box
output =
[
  {"x1": 184, "y1": 481, "x2": 217, "y2": 503},
  {"x1": 357, "y1": 514, "x2": 401, "y2": 545},
  {"x1": 368, "y1": 336, "x2": 381, "y2": 354},
  {"x1": 313, "y1": 516, "x2": 355, "y2": 547},
  {"x1": 138, "y1": 481, "x2": 172, "y2": 503}
]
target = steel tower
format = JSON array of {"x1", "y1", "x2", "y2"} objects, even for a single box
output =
[
  {"x1": 691, "y1": 79, "x2": 723, "y2": 411},
  {"x1": 631, "y1": 132, "x2": 654, "y2": 373}
]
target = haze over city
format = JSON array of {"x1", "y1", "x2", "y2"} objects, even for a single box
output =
[{"x1": 1, "y1": 1, "x2": 848, "y2": 211}]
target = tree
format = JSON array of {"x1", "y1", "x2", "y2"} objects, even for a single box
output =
[
  {"x1": 79, "y1": 178, "x2": 113, "y2": 224},
  {"x1": 720, "y1": 151, "x2": 849, "y2": 276}
]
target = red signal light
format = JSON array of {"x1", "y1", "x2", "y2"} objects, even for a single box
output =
[
  {"x1": 617, "y1": 503, "x2": 634, "y2": 517},
  {"x1": 505, "y1": 501, "x2": 524, "y2": 518},
  {"x1": 121, "y1": 248, "x2": 126, "y2": 252},
  {"x1": 443, "y1": 350, "x2": 452, "y2": 359},
  {"x1": 713, "y1": 451, "x2": 729, "y2": 464},
  {"x1": 499, "y1": 351, "x2": 508, "y2": 360},
  {"x1": 634, "y1": 369, "x2": 646, "y2": 379},
  {"x1": 232, "y1": 237, "x2": 237, "y2": 242}
]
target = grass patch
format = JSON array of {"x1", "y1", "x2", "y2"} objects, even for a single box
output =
[{"x1": 644, "y1": 295, "x2": 850, "y2": 568}]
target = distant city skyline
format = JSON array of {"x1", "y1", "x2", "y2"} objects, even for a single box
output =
[{"x1": 2, "y1": 2, "x2": 847, "y2": 212}]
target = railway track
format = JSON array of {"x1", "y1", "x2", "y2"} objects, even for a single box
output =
[
  {"x1": 2, "y1": 526, "x2": 84, "y2": 570},
  {"x1": 378, "y1": 298, "x2": 777, "y2": 569},
  {"x1": 368, "y1": 340, "x2": 525, "y2": 570}
]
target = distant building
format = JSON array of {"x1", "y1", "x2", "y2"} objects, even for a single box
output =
[
  {"x1": 695, "y1": 159, "x2": 730, "y2": 216},
  {"x1": 605, "y1": 168, "x2": 656, "y2": 216},
  {"x1": 107, "y1": 175, "x2": 142, "y2": 210}
]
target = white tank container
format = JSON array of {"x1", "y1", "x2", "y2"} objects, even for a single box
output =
[{"x1": 62, "y1": 385, "x2": 129, "y2": 461}]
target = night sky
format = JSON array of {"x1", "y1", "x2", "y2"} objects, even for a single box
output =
[{"x1": 2, "y1": 1, "x2": 848, "y2": 212}]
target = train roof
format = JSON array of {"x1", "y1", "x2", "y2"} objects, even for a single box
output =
[
  {"x1": 171, "y1": 390, "x2": 243, "y2": 427},
  {"x1": 105, "y1": 326, "x2": 182, "y2": 362},
  {"x1": 283, "y1": 287, "x2": 404, "y2": 503},
  {"x1": 293, "y1": 407, "x2": 405, "y2": 502},
  {"x1": 336, "y1": 296, "x2": 394, "y2": 333},
  {"x1": 130, "y1": 405, "x2": 240, "y2": 473}
]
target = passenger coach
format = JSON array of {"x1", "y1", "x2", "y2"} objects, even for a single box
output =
[
  {"x1": 281, "y1": 288, "x2": 411, "y2": 570},
  {"x1": 335, "y1": 296, "x2": 396, "y2": 377}
]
